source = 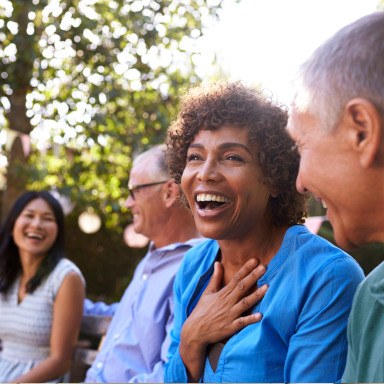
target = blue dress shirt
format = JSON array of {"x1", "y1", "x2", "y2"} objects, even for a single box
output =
[
  {"x1": 83, "y1": 298, "x2": 119, "y2": 316},
  {"x1": 85, "y1": 238, "x2": 203, "y2": 383},
  {"x1": 164, "y1": 225, "x2": 364, "y2": 383}
]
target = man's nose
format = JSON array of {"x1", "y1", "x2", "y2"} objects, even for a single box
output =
[
  {"x1": 125, "y1": 195, "x2": 134, "y2": 208},
  {"x1": 295, "y1": 172, "x2": 307, "y2": 194}
]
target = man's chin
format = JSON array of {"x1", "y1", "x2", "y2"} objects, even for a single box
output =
[
  {"x1": 333, "y1": 231, "x2": 359, "y2": 252},
  {"x1": 132, "y1": 223, "x2": 142, "y2": 234}
]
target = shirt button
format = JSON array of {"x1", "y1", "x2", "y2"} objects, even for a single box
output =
[
  {"x1": 114, "y1": 333, "x2": 120, "y2": 340},
  {"x1": 96, "y1": 362, "x2": 103, "y2": 370},
  {"x1": 142, "y1": 274, "x2": 148, "y2": 280}
]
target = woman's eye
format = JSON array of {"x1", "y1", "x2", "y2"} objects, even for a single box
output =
[
  {"x1": 186, "y1": 153, "x2": 201, "y2": 162},
  {"x1": 225, "y1": 154, "x2": 243, "y2": 162}
]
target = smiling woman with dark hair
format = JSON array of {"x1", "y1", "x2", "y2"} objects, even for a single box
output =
[
  {"x1": 0, "y1": 190, "x2": 85, "y2": 383},
  {"x1": 164, "y1": 82, "x2": 364, "y2": 383}
]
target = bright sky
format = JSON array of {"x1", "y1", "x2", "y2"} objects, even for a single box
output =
[{"x1": 200, "y1": 0, "x2": 379, "y2": 105}]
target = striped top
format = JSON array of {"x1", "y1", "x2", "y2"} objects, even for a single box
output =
[{"x1": 0, "y1": 258, "x2": 85, "y2": 382}]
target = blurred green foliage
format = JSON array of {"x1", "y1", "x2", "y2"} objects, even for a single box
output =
[{"x1": 0, "y1": 0, "x2": 225, "y2": 230}]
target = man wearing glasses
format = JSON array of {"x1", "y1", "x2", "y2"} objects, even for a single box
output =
[{"x1": 85, "y1": 144, "x2": 202, "y2": 383}]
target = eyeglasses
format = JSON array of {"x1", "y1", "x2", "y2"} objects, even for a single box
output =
[{"x1": 128, "y1": 180, "x2": 168, "y2": 200}]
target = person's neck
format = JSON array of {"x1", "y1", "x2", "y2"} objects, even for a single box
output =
[
  {"x1": 18, "y1": 251, "x2": 45, "y2": 280},
  {"x1": 218, "y1": 225, "x2": 287, "y2": 284},
  {"x1": 152, "y1": 216, "x2": 201, "y2": 249}
]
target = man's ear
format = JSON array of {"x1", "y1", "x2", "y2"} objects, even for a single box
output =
[
  {"x1": 163, "y1": 180, "x2": 180, "y2": 208},
  {"x1": 345, "y1": 98, "x2": 382, "y2": 168}
]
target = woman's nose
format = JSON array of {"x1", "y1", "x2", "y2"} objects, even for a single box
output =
[
  {"x1": 29, "y1": 216, "x2": 44, "y2": 227},
  {"x1": 197, "y1": 158, "x2": 221, "y2": 182}
]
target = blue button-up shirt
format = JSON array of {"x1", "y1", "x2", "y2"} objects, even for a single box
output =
[
  {"x1": 85, "y1": 238, "x2": 203, "y2": 383},
  {"x1": 165, "y1": 226, "x2": 364, "y2": 383},
  {"x1": 83, "y1": 299, "x2": 119, "y2": 317}
]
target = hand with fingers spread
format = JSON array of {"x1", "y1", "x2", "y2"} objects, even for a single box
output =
[{"x1": 179, "y1": 258, "x2": 268, "y2": 382}]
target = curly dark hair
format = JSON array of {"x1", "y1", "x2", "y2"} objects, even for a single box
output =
[{"x1": 166, "y1": 82, "x2": 308, "y2": 226}]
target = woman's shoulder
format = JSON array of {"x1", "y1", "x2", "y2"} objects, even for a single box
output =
[
  {"x1": 282, "y1": 225, "x2": 362, "y2": 273},
  {"x1": 287, "y1": 225, "x2": 350, "y2": 257},
  {"x1": 52, "y1": 258, "x2": 84, "y2": 277},
  {"x1": 285, "y1": 225, "x2": 363, "y2": 274},
  {"x1": 46, "y1": 258, "x2": 85, "y2": 296},
  {"x1": 282, "y1": 225, "x2": 364, "y2": 289}
]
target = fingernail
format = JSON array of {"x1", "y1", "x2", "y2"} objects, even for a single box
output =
[
  {"x1": 250, "y1": 258, "x2": 258, "y2": 267},
  {"x1": 261, "y1": 283, "x2": 268, "y2": 291},
  {"x1": 257, "y1": 264, "x2": 266, "y2": 273},
  {"x1": 254, "y1": 312, "x2": 263, "y2": 321}
]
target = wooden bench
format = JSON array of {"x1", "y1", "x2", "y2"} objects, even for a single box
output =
[{"x1": 68, "y1": 314, "x2": 112, "y2": 382}]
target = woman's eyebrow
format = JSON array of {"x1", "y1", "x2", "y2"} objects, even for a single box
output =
[
  {"x1": 218, "y1": 142, "x2": 251, "y2": 153},
  {"x1": 189, "y1": 142, "x2": 251, "y2": 153}
]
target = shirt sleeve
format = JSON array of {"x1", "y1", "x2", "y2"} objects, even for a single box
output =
[
  {"x1": 341, "y1": 278, "x2": 364, "y2": 383},
  {"x1": 128, "y1": 298, "x2": 175, "y2": 383},
  {"x1": 284, "y1": 256, "x2": 364, "y2": 382},
  {"x1": 83, "y1": 298, "x2": 119, "y2": 316},
  {"x1": 342, "y1": 324, "x2": 357, "y2": 383},
  {"x1": 164, "y1": 267, "x2": 190, "y2": 383}
]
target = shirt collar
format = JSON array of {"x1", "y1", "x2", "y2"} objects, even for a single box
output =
[{"x1": 148, "y1": 237, "x2": 206, "y2": 253}]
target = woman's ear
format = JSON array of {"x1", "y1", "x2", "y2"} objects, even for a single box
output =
[
  {"x1": 345, "y1": 98, "x2": 382, "y2": 168},
  {"x1": 263, "y1": 178, "x2": 278, "y2": 198},
  {"x1": 270, "y1": 190, "x2": 279, "y2": 198}
]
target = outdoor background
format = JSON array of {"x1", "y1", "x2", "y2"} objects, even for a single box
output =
[{"x1": 1, "y1": 0, "x2": 383, "y2": 302}]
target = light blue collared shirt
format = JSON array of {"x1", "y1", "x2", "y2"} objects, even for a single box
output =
[
  {"x1": 83, "y1": 298, "x2": 119, "y2": 317},
  {"x1": 85, "y1": 238, "x2": 204, "y2": 383},
  {"x1": 165, "y1": 226, "x2": 364, "y2": 383}
]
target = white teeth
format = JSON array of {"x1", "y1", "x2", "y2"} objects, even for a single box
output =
[
  {"x1": 26, "y1": 233, "x2": 43, "y2": 239},
  {"x1": 196, "y1": 194, "x2": 230, "y2": 203},
  {"x1": 321, "y1": 200, "x2": 328, "y2": 209}
]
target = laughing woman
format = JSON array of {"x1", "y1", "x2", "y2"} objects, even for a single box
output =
[
  {"x1": 164, "y1": 82, "x2": 364, "y2": 383},
  {"x1": 0, "y1": 191, "x2": 85, "y2": 383}
]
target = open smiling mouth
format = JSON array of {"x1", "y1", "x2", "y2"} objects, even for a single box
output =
[
  {"x1": 196, "y1": 194, "x2": 230, "y2": 210},
  {"x1": 26, "y1": 232, "x2": 44, "y2": 240}
]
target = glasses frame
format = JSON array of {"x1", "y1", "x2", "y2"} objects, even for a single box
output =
[{"x1": 128, "y1": 180, "x2": 168, "y2": 200}]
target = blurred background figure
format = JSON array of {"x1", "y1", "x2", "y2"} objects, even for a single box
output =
[
  {"x1": 85, "y1": 144, "x2": 203, "y2": 383},
  {"x1": 0, "y1": 190, "x2": 85, "y2": 382}
]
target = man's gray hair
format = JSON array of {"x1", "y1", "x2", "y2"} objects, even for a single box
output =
[
  {"x1": 292, "y1": 12, "x2": 384, "y2": 132},
  {"x1": 133, "y1": 144, "x2": 169, "y2": 179}
]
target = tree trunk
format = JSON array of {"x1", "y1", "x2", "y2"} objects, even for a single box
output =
[
  {"x1": 1, "y1": 135, "x2": 28, "y2": 221},
  {"x1": 1, "y1": 1, "x2": 34, "y2": 221}
]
